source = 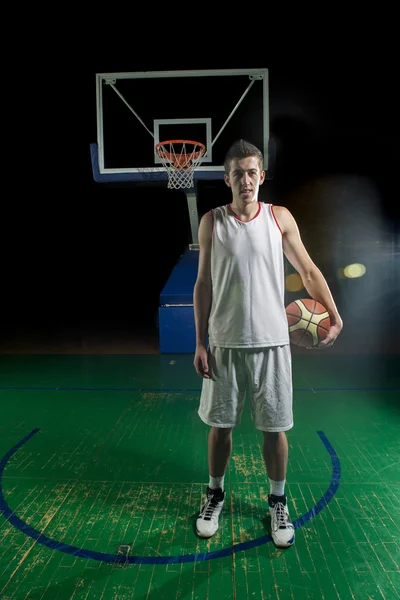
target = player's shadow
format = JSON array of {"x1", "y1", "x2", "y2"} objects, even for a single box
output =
[
  {"x1": 25, "y1": 528, "x2": 210, "y2": 599},
  {"x1": 134, "y1": 562, "x2": 221, "y2": 600}
]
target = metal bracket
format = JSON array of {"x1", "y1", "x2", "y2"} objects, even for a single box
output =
[
  {"x1": 249, "y1": 74, "x2": 263, "y2": 81},
  {"x1": 184, "y1": 188, "x2": 200, "y2": 248},
  {"x1": 103, "y1": 78, "x2": 117, "y2": 85}
]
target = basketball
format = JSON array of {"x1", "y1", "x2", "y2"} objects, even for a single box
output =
[{"x1": 285, "y1": 298, "x2": 331, "y2": 348}]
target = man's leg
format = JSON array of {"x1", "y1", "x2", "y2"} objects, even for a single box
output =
[
  {"x1": 208, "y1": 426, "x2": 232, "y2": 480},
  {"x1": 197, "y1": 346, "x2": 245, "y2": 538},
  {"x1": 262, "y1": 430, "x2": 288, "y2": 482},
  {"x1": 262, "y1": 430, "x2": 294, "y2": 548},
  {"x1": 196, "y1": 427, "x2": 232, "y2": 538}
]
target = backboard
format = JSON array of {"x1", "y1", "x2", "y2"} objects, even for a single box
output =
[{"x1": 91, "y1": 68, "x2": 271, "y2": 183}]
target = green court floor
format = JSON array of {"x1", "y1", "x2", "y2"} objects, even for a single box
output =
[{"x1": 0, "y1": 352, "x2": 399, "y2": 599}]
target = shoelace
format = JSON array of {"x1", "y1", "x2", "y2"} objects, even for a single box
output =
[
  {"x1": 272, "y1": 502, "x2": 289, "y2": 529},
  {"x1": 201, "y1": 495, "x2": 223, "y2": 520}
]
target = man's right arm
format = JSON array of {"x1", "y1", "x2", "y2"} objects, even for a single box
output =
[{"x1": 193, "y1": 211, "x2": 213, "y2": 349}]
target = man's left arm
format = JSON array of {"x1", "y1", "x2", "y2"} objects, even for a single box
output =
[{"x1": 273, "y1": 205, "x2": 343, "y2": 348}]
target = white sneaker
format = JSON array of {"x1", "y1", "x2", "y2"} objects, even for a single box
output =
[
  {"x1": 196, "y1": 487, "x2": 225, "y2": 538},
  {"x1": 268, "y1": 494, "x2": 295, "y2": 548}
]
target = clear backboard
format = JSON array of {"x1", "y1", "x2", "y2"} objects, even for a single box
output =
[{"x1": 91, "y1": 68, "x2": 271, "y2": 184}]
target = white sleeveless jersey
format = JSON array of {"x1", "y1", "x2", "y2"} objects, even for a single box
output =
[{"x1": 208, "y1": 202, "x2": 290, "y2": 348}]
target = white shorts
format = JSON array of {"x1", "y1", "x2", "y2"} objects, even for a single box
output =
[{"x1": 198, "y1": 345, "x2": 293, "y2": 432}]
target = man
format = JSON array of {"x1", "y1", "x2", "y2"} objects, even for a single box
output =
[{"x1": 193, "y1": 139, "x2": 343, "y2": 548}]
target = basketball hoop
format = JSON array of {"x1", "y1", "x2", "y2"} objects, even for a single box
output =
[{"x1": 155, "y1": 139, "x2": 206, "y2": 189}]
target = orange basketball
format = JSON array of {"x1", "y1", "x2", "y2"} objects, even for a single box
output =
[{"x1": 286, "y1": 298, "x2": 331, "y2": 348}]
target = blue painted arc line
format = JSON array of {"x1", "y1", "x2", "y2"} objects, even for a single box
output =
[{"x1": 0, "y1": 429, "x2": 340, "y2": 565}]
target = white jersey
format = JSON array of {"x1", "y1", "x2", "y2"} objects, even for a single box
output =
[{"x1": 208, "y1": 202, "x2": 290, "y2": 348}]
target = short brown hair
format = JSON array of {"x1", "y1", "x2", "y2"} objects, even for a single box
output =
[{"x1": 223, "y1": 139, "x2": 264, "y2": 175}]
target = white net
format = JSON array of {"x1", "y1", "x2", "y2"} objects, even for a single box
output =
[{"x1": 156, "y1": 140, "x2": 206, "y2": 189}]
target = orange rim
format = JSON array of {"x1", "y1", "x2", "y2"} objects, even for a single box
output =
[{"x1": 155, "y1": 140, "x2": 206, "y2": 168}]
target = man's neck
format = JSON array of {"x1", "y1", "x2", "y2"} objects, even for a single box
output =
[{"x1": 230, "y1": 200, "x2": 259, "y2": 221}]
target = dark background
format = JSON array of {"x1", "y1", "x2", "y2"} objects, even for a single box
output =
[{"x1": 2, "y1": 42, "x2": 399, "y2": 352}]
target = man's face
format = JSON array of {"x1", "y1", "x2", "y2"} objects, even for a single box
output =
[{"x1": 224, "y1": 156, "x2": 265, "y2": 203}]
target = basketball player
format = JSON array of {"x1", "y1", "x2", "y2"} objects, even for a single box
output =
[{"x1": 193, "y1": 139, "x2": 343, "y2": 548}]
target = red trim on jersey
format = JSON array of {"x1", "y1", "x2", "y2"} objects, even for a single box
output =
[
  {"x1": 210, "y1": 209, "x2": 214, "y2": 233},
  {"x1": 270, "y1": 204, "x2": 283, "y2": 234},
  {"x1": 228, "y1": 202, "x2": 261, "y2": 221}
]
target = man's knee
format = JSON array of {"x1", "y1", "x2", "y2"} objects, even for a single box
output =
[
  {"x1": 211, "y1": 426, "x2": 233, "y2": 440},
  {"x1": 262, "y1": 430, "x2": 286, "y2": 440}
]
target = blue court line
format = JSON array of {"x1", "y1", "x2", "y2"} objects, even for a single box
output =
[
  {"x1": 0, "y1": 429, "x2": 340, "y2": 564},
  {"x1": 0, "y1": 385, "x2": 398, "y2": 392}
]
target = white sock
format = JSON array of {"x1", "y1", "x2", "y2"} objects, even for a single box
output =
[
  {"x1": 209, "y1": 475, "x2": 225, "y2": 491},
  {"x1": 269, "y1": 478, "x2": 285, "y2": 497}
]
